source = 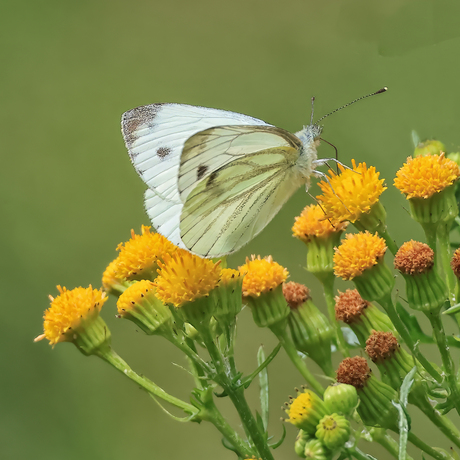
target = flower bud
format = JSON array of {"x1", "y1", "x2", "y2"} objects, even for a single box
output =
[
  {"x1": 294, "y1": 430, "x2": 310, "y2": 457},
  {"x1": 323, "y1": 383, "x2": 358, "y2": 417},
  {"x1": 316, "y1": 413, "x2": 351, "y2": 450},
  {"x1": 394, "y1": 241, "x2": 447, "y2": 314},
  {"x1": 303, "y1": 439, "x2": 333, "y2": 460},
  {"x1": 285, "y1": 282, "x2": 333, "y2": 375},
  {"x1": 414, "y1": 139, "x2": 445, "y2": 157},
  {"x1": 335, "y1": 289, "x2": 397, "y2": 347},
  {"x1": 336, "y1": 357, "x2": 399, "y2": 430}
]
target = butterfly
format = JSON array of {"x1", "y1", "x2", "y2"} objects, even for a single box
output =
[{"x1": 121, "y1": 89, "x2": 386, "y2": 258}]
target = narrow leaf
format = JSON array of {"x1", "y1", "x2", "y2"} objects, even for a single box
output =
[
  {"x1": 257, "y1": 345, "x2": 269, "y2": 431},
  {"x1": 268, "y1": 424, "x2": 286, "y2": 449}
]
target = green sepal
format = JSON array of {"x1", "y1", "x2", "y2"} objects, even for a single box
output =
[{"x1": 353, "y1": 259, "x2": 395, "y2": 303}]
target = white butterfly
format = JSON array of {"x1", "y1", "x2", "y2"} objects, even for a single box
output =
[{"x1": 121, "y1": 91, "x2": 386, "y2": 258}]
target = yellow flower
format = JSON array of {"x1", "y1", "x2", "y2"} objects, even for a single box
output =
[
  {"x1": 239, "y1": 255, "x2": 288, "y2": 298},
  {"x1": 155, "y1": 250, "x2": 221, "y2": 308},
  {"x1": 219, "y1": 268, "x2": 241, "y2": 285},
  {"x1": 394, "y1": 153, "x2": 460, "y2": 199},
  {"x1": 285, "y1": 389, "x2": 328, "y2": 434},
  {"x1": 333, "y1": 232, "x2": 386, "y2": 280},
  {"x1": 317, "y1": 160, "x2": 386, "y2": 223},
  {"x1": 35, "y1": 286, "x2": 108, "y2": 346},
  {"x1": 116, "y1": 280, "x2": 173, "y2": 335},
  {"x1": 103, "y1": 226, "x2": 177, "y2": 289},
  {"x1": 292, "y1": 204, "x2": 347, "y2": 243}
]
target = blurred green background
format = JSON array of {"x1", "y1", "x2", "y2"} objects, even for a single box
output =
[{"x1": 3, "y1": 0, "x2": 460, "y2": 458}]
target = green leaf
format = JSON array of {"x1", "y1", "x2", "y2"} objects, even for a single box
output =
[
  {"x1": 268, "y1": 423, "x2": 286, "y2": 449},
  {"x1": 442, "y1": 303, "x2": 460, "y2": 316},
  {"x1": 400, "y1": 367, "x2": 417, "y2": 408},
  {"x1": 394, "y1": 367, "x2": 416, "y2": 460},
  {"x1": 257, "y1": 345, "x2": 270, "y2": 431},
  {"x1": 239, "y1": 343, "x2": 281, "y2": 390}
]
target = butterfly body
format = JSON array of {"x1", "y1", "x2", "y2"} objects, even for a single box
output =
[{"x1": 122, "y1": 103, "x2": 323, "y2": 257}]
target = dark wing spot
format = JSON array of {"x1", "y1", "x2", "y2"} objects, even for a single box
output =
[
  {"x1": 157, "y1": 147, "x2": 171, "y2": 159},
  {"x1": 197, "y1": 165, "x2": 208, "y2": 180},
  {"x1": 206, "y1": 171, "x2": 218, "y2": 188},
  {"x1": 121, "y1": 103, "x2": 164, "y2": 147}
]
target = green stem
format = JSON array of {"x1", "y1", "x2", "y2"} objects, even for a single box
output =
[
  {"x1": 378, "y1": 227, "x2": 399, "y2": 256},
  {"x1": 422, "y1": 222, "x2": 438, "y2": 253},
  {"x1": 200, "y1": 328, "x2": 275, "y2": 460},
  {"x1": 407, "y1": 431, "x2": 451, "y2": 460},
  {"x1": 438, "y1": 222, "x2": 457, "y2": 306},
  {"x1": 98, "y1": 348, "x2": 197, "y2": 415},
  {"x1": 346, "y1": 446, "x2": 375, "y2": 460},
  {"x1": 199, "y1": 398, "x2": 254, "y2": 458},
  {"x1": 414, "y1": 392, "x2": 460, "y2": 448},
  {"x1": 428, "y1": 314, "x2": 460, "y2": 416},
  {"x1": 381, "y1": 296, "x2": 442, "y2": 382},
  {"x1": 368, "y1": 427, "x2": 412, "y2": 459},
  {"x1": 321, "y1": 273, "x2": 350, "y2": 358},
  {"x1": 271, "y1": 326, "x2": 324, "y2": 395}
]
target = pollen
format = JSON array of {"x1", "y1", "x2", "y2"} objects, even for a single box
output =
[
  {"x1": 333, "y1": 232, "x2": 387, "y2": 280},
  {"x1": 292, "y1": 204, "x2": 347, "y2": 243},
  {"x1": 239, "y1": 255, "x2": 288, "y2": 297},
  {"x1": 394, "y1": 153, "x2": 460, "y2": 199},
  {"x1": 155, "y1": 250, "x2": 221, "y2": 307},
  {"x1": 105, "y1": 226, "x2": 177, "y2": 284},
  {"x1": 394, "y1": 240, "x2": 434, "y2": 275},
  {"x1": 335, "y1": 289, "x2": 370, "y2": 323},
  {"x1": 35, "y1": 286, "x2": 108, "y2": 346},
  {"x1": 317, "y1": 160, "x2": 386, "y2": 223}
]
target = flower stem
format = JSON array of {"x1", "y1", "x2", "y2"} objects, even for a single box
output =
[
  {"x1": 382, "y1": 296, "x2": 442, "y2": 383},
  {"x1": 407, "y1": 431, "x2": 451, "y2": 460},
  {"x1": 368, "y1": 427, "x2": 413, "y2": 459},
  {"x1": 378, "y1": 227, "x2": 399, "y2": 256},
  {"x1": 322, "y1": 273, "x2": 350, "y2": 358},
  {"x1": 428, "y1": 313, "x2": 460, "y2": 416},
  {"x1": 199, "y1": 327, "x2": 275, "y2": 460},
  {"x1": 198, "y1": 396, "x2": 254, "y2": 458},
  {"x1": 271, "y1": 325, "x2": 324, "y2": 395},
  {"x1": 413, "y1": 392, "x2": 460, "y2": 448},
  {"x1": 437, "y1": 222, "x2": 457, "y2": 306},
  {"x1": 98, "y1": 348, "x2": 197, "y2": 415}
]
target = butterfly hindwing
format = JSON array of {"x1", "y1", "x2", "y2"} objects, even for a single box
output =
[
  {"x1": 179, "y1": 127, "x2": 307, "y2": 256},
  {"x1": 178, "y1": 125, "x2": 302, "y2": 202}
]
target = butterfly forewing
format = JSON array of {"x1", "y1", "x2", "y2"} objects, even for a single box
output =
[
  {"x1": 179, "y1": 141, "x2": 307, "y2": 257},
  {"x1": 122, "y1": 103, "x2": 271, "y2": 247},
  {"x1": 178, "y1": 125, "x2": 302, "y2": 202},
  {"x1": 121, "y1": 103, "x2": 271, "y2": 203}
]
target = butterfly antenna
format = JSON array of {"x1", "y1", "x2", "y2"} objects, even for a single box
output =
[
  {"x1": 314, "y1": 87, "x2": 387, "y2": 125},
  {"x1": 310, "y1": 96, "x2": 315, "y2": 125}
]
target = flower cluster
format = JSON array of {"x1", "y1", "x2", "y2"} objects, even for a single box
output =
[{"x1": 36, "y1": 142, "x2": 460, "y2": 460}]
